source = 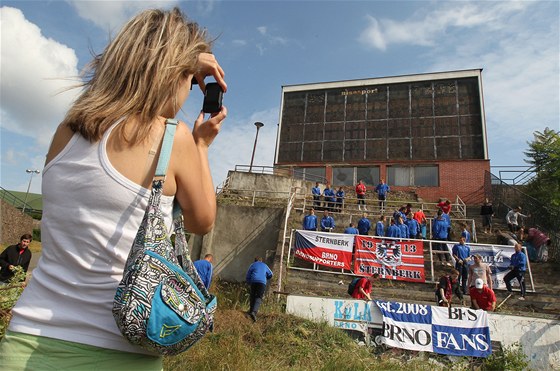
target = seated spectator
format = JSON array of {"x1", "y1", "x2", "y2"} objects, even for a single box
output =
[
  {"x1": 495, "y1": 229, "x2": 518, "y2": 246},
  {"x1": 376, "y1": 215, "x2": 386, "y2": 237},
  {"x1": 435, "y1": 269, "x2": 463, "y2": 307},
  {"x1": 351, "y1": 274, "x2": 380, "y2": 301},
  {"x1": 469, "y1": 278, "x2": 497, "y2": 312}
]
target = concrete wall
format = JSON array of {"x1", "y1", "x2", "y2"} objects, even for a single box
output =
[
  {"x1": 286, "y1": 295, "x2": 560, "y2": 370},
  {"x1": 227, "y1": 171, "x2": 308, "y2": 198},
  {"x1": 1, "y1": 200, "x2": 34, "y2": 245},
  {"x1": 192, "y1": 203, "x2": 284, "y2": 282}
]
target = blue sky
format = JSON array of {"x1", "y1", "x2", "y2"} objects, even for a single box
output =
[{"x1": 1, "y1": 0, "x2": 558, "y2": 194}]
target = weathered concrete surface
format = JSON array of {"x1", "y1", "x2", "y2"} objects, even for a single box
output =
[
  {"x1": 227, "y1": 171, "x2": 308, "y2": 198},
  {"x1": 193, "y1": 204, "x2": 284, "y2": 282}
]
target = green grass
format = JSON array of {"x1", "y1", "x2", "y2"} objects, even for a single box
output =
[{"x1": 0, "y1": 189, "x2": 43, "y2": 211}]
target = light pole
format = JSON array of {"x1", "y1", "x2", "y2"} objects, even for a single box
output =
[
  {"x1": 249, "y1": 122, "x2": 264, "y2": 173},
  {"x1": 22, "y1": 169, "x2": 40, "y2": 214}
]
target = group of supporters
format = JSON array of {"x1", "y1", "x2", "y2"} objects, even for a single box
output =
[{"x1": 310, "y1": 179, "x2": 391, "y2": 213}]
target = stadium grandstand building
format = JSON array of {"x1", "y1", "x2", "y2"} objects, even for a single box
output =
[{"x1": 274, "y1": 69, "x2": 489, "y2": 203}]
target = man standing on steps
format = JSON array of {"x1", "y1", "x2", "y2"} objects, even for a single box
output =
[
  {"x1": 355, "y1": 180, "x2": 367, "y2": 211},
  {"x1": 311, "y1": 182, "x2": 321, "y2": 209},
  {"x1": 357, "y1": 213, "x2": 371, "y2": 236},
  {"x1": 302, "y1": 208, "x2": 318, "y2": 231},
  {"x1": 246, "y1": 256, "x2": 273, "y2": 322},
  {"x1": 452, "y1": 237, "x2": 471, "y2": 294},
  {"x1": 504, "y1": 243, "x2": 527, "y2": 300},
  {"x1": 374, "y1": 178, "x2": 390, "y2": 211}
]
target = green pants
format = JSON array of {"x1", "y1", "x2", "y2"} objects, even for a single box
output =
[{"x1": 0, "y1": 331, "x2": 163, "y2": 371}]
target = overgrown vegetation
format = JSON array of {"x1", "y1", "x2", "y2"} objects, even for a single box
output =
[
  {"x1": 0, "y1": 266, "x2": 26, "y2": 339},
  {"x1": 0, "y1": 270, "x2": 530, "y2": 370}
]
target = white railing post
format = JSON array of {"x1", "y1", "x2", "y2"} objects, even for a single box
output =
[{"x1": 277, "y1": 189, "x2": 297, "y2": 299}]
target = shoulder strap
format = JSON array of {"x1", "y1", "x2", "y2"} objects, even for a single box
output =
[{"x1": 154, "y1": 119, "x2": 179, "y2": 178}]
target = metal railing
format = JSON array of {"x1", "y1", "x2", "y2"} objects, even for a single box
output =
[{"x1": 0, "y1": 186, "x2": 42, "y2": 218}]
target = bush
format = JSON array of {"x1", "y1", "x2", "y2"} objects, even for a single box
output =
[
  {"x1": 33, "y1": 228, "x2": 41, "y2": 242},
  {"x1": 0, "y1": 267, "x2": 26, "y2": 339},
  {"x1": 482, "y1": 342, "x2": 529, "y2": 370}
]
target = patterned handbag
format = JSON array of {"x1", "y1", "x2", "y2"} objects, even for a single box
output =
[{"x1": 113, "y1": 119, "x2": 217, "y2": 355}]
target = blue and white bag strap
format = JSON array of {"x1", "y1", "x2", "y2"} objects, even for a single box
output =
[{"x1": 153, "y1": 118, "x2": 179, "y2": 181}]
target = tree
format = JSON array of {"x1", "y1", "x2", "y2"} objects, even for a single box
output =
[{"x1": 524, "y1": 127, "x2": 560, "y2": 210}]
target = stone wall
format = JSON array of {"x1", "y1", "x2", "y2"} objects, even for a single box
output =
[{"x1": 1, "y1": 200, "x2": 34, "y2": 245}]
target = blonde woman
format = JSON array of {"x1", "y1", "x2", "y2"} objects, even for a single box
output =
[{"x1": 0, "y1": 8, "x2": 227, "y2": 370}]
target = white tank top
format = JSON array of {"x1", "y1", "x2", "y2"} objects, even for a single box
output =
[{"x1": 9, "y1": 123, "x2": 174, "y2": 354}]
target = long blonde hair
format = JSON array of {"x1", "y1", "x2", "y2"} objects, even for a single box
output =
[{"x1": 64, "y1": 7, "x2": 211, "y2": 144}]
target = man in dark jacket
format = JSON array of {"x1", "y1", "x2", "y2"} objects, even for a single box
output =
[
  {"x1": 0, "y1": 233, "x2": 33, "y2": 283},
  {"x1": 246, "y1": 256, "x2": 273, "y2": 322}
]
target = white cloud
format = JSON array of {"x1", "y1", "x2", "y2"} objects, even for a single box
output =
[
  {"x1": 232, "y1": 39, "x2": 247, "y2": 46},
  {"x1": 358, "y1": 2, "x2": 558, "y2": 166},
  {"x1": 0, "y1": 6, "x2": 79, "y2": 147},
  {"x1": 359, "y1": 2, "x2": 532, "y2": 51},
  {"x1": 66, "y1": 0, "x2": 179, "y2": 32},
  {"x1": 208, "y1": 108, "x2": 279, "y2": 185}
]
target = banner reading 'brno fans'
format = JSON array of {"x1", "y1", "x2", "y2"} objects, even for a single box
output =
[
  {"x1": 294, "y1": 230, "x2": 354, "y2": 270},
  {"x1": 354, "y1": 236, "x2": 425, "y2": 282},
  {"x1": 376, "y1": 300, "x2": 492, "y2": 358}
]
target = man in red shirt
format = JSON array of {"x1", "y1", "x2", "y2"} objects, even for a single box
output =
[
  {"x1": 355, "y1": 180, "x2": 367, "y2": 211},
  {"x1": 437, "y1": 199, "x2": 452, "y2": 214},
  {"x1": 413, "y1": 208, "x2": 427, "y2": 239},
  {"x1": 351, "y1": 273, "x2": 379, "y2": 300},
  {"x1": 469, "y1": 278, "x2": 497, "y2": 311}
]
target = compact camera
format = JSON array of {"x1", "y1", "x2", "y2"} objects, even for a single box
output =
[{"x1": 202, "y1": 82, "x2": 223, "y2": 113}]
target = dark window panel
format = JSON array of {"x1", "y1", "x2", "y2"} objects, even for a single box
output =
[
  {"x1": 324, "y1": 122, "x2": 345, "y2": 141},
  {"x1": 367, "y1": 87, "x2": 388, "y2": 119},
  {"x1": 302, "y1": 141, "x2": 322, "y2": 162},
  {"x1": 411, "y1": 83, "x2": 433, "y2": 117},
  {"x1": 412, "y1": 137, "x2": 436, "y2": 160},
  {"x1": 344, "y1": 140, "x2": 365, "y2": 161},
  {"x1": 388, "y1": 138, "x2": 411, "y2": 160},
  {"x1": 346, "y1": 93, "x2": 366, "y2": 121},
  {"x1": 366, "y1": 139, "x2": 388, "y2": 160},
  {"x1": 278, "y1": 142, "x2": 302, "y2": 162},
  {"x1": 460, "y1": 135, "x2": 485, "y2": 159},
  {"x1": 459, "y1": 115, "x2": 483, "y2": 136},
  {"x1": 345, "y1": 121, "x2": 366, "y2": 140},
  {"x1": 435, "y1": 137, "x2": 460, "y2": 159},
  {"x1": 434, "y1": 117, "x2": 459, "y2": 136},
  {"x1": 434, "y1": 81, "x2": 457, "y2": 116},
  {"x1": 388, "y1": 118, "x2": 410, "y2": 138},
  {"x1": 306, "y1": 91, "x2": 325, "y2": 123},
  {"x1": 283, "y1": 123, "x2": 303, "y2": 142},
  {"x1": 388, "y1": 84, "x2": 410, "y2": 119},
  {"x1": 414, "y1": 166, "x2": 439, "y2": 186},
  {"x1": 304, "y1": 123, "x2": 323, "y2": 142},
  {"x1": 387, "y1": 166, "x2": 411, "y2": 186},
  {"x1": 323, "y1": 141, "x2": 344, "y2": 161},
  {"x1": 357, "y1": 167, "x2": 380, "y2": 186},
  {"x1": 332, "y1": 167, "x2": 355, "y2": 186},
  {"x1": 326, "y1": 92, "x2": 345, "y2": 122},
  {"x1": 366, "y1": 120, "x2": 388, "y2": 139},
  {"x1": 411, "y1": 118, "x2": 434, "y2": 137},
  {"x1": 458, "y1": 78, "x2": 481, "y2": 115},
  {"x1": 283, "y1": 92, "x2": 306, "y2": 122}
]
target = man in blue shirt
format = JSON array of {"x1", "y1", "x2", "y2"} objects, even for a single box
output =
[
  {"x1": 405, "y1": 213, "x2": 419, "y2": 239},
  {"x1": 375, "y1": 179, "x2": 390, "y2": 211},
  {"x1": 323, "y1": 183, "x2": 336, "y2": 211},
  {"x1": 376, "y1": 215, "x2": 386, "y2": 237},
  {"x1": 321, "y1": 210, "x2": 335, "y2": 232},
  {"x1": 504, "y1": 243, "x2": 527, "y2": 300},
  {"x1": 386, "y1": 219, "x2": 401, "y2": 238},
  {"x1": 432, "y1": 210, "x2": 450, "y2": 264},
  {"x1": 302, "y1": 208, "x2": 318, "y2": 231},
  {"x1": 335, "y1": 187, "x2": 345, "y2": 212},
  {"x1": 397, "y1": 216, "x2": 409, "y2": 240},
  {"x1": 193, "y1": 254, "x2": 214, "y2": 289},
  {"x1": 461, "y1": 223, "x2": 471, "y2": 243},
  {"x1": 452, "y1": 237, "x2": 471, "y2": 294},
  {"x1": 344, "y1": 222, "x2": 359, "y2": 234},
  {"x1": 311, "y1": 182, "x2": 321, "y2": 208},
  {"x1": 357, "y1": 213, "x2": 371, "y2": 235},
  {"x1": 246, "y1": 256, "x2": 273, "y2": 322}
]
